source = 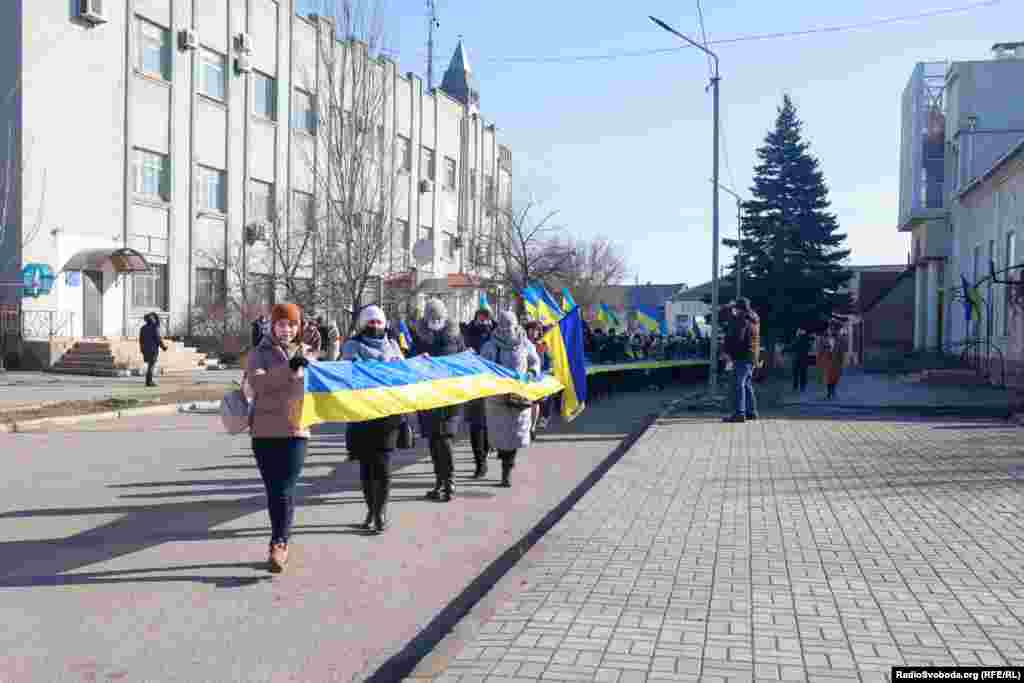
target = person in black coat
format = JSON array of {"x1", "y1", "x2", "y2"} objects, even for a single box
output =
[
  {"x1": 461, "y1": 306, "x2": 495, "y2": 478},
  {"x1": 139, "y1": 312, "x2": 168, "y2": 387},
  {"x1": 410, "y1": 298, "x2": 466, "y2": 502}
]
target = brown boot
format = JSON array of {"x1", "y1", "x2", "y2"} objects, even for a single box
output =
[{"x1": 268, "y1": 542, "x2": 288, "y2": 573}]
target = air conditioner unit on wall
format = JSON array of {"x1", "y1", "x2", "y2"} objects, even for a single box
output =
[
  {"x1": 235, "y1": 56, "x2": 253, "y2": 74},
  {"x1": 78, "y1": 0, "x2": 107, "y2": 25},
  {"x1": 235, "y1": 33, "x2": 253, "y2": 54},
  {"x1": 419, "y1": 179, "x2": 433, "y2": 194},
  {"x1": 179, "y1": 29, "x2": 199, "y2": 51}
]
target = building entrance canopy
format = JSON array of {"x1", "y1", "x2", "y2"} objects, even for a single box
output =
[{"x1": 60, "y1": 248, "x2": 150, "y2": 273}]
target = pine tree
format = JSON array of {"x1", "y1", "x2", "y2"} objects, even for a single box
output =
[{"x1": 723, "y1": 95, "x2": 852, "y2": 356}]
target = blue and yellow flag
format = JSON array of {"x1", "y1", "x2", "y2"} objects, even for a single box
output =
[
  {"x1": 530, "y1": 281, "x2": 564, "y2": 322},
  {"x1": 398, "y1": 320, "x2": 413, "y2": 352},
  {"x1": 599, "y1": 303, "x2": 621, "y2": 330},
  {"x1": 634, "y1": 305, "x2": 662, "y2": 334},
  {"x1": 478, "y1": 292, "x2": 492, "y2": 312},
  {"x1": 522, "y1": 285, "x2": 559, "y2": 325},
  {"x1": 542, "y1": 305, "x2": 588, "y2": 422},
  {"x1": 300, "y1": 351, "x2": 564, "y2": 427},
  {"x1": 561, "y1": 288, "x2": 576, "y2": 313}
]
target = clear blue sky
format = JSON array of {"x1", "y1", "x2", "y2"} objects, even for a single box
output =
[{"x1": 307, "y1": 0, "x2": 1022, "y2": 287}]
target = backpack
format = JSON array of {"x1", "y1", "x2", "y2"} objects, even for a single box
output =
[{"x1": 220, "y1": 387, "x2": 252, "y2": 434}]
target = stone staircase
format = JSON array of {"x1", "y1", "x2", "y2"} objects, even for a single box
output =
[{"x1": 50, "y1": 338, "x2": 208, "y2": 377}]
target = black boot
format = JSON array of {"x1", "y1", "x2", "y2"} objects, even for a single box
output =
[
  {"x1": 360, "y1": 478, "x2": 374, "y2": 530},
  {"x1": 500, "y1": 462, "x2": 512, "y2": 488},
  {"x1": 439, "y1": 478, "x2": 455, "y2": 502},
  {"x1": 373, "y1": 478, "x2": 391, "y2": 533},
  {"x1": 425, "y1": 440, "x2": 442, "y2": 500},
  {"x1": 472, "y1": 454, "x2": 488, "y2": 479}
]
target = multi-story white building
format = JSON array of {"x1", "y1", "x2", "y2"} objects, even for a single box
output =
[
  {"x1": 0, "y1": 1, "x2": 512, "y2": 343},
  {"x1": 897, "y1": 44, "x2": 1024, "y2": 354}
]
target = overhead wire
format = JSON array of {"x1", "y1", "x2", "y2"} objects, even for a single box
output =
[{"x1": 421, "y1": 1, "x2": 1000, "y2": 65}]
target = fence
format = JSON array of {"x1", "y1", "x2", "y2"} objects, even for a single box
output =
[{"x1": 0, "y1": 309, "x2": 76, "y2": 340}]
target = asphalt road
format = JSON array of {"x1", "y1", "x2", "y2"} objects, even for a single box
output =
[{"x1": 0, "y1": 388, "x2": 674, "y2": 682}]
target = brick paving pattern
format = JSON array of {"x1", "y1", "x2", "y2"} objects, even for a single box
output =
[{"x1": 421, "y1": 415, "x2": 1024, "y2": 682}]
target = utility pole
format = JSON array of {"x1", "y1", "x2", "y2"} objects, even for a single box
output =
[
  {"x1": 650, "y1": 16, "x2": 721, "y2": 394},
  {"x1": 715, "y1": 181, "x2": 743, "y2": 300},
  {"x1": 426, "y1": 0, "x2": 439, "y2": 91}
]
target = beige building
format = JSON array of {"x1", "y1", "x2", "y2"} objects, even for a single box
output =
[{"x1": 0, "y1": 1, "x2": 511, "y2": 344}]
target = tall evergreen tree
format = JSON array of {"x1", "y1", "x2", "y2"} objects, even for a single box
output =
[{"x1": 723, "y1": 95, "x2": 852, "y2": 356}]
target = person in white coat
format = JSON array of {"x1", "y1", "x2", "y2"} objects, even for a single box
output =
[{"x1": 480, "y1": 311, "x2": 540, "y2": 488}]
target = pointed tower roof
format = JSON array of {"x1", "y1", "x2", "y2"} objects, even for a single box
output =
[{"x1": 440, "y1": 40, "x2": 480, "y2": 113}]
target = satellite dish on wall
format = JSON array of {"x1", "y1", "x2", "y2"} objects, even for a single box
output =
[{"x1": 412, "y1": 239, "x2": 434, "y2": 266}]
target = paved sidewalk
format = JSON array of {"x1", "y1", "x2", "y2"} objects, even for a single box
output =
[
  {"x1": 780, "y1": 369, "x2": 1012, "y2": 414},
  {"x1": 417, "y1": 413, "x2": 1024, "y2": 682}
]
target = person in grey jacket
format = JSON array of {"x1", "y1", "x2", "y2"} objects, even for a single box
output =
[
  {"x1": 342, "y1": 305, "x2": 405, "y2": 533},
  {"x1": 480, "y1": 311, "x2": 541, "y2": 488}
]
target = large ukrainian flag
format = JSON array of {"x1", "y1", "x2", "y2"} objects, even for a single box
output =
[
  {"x1": 300, "y1": 351, "x2": 564, "y2": 427},
  {"x1": 543, "y1": 306, "x2": 588, "y2": 422},
  {"x1": 634, "y1": 305, "x2": 663, "y2": 333}
]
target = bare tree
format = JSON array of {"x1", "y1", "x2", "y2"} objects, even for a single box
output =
[
  {"x1": 301, "y1": 0, "x2": 399, "y2": 334},
  {"x1": 493, "y1": 198, "x2": 573, "y2": 297},
  {"x1": 550, "y1": 235, "x2": 630, "y2": 312}
]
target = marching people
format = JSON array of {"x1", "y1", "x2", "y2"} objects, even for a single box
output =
[
  {"x1": 786, "y1": 327, "x2": 814, "y2": 393},
  {"x1": 819, "y1": 323, "x2": 847, "y2": 400},
  {"x1": 341, "y1": 305, "x2": 405, "y2": 534},
  {"x1": 244, "y1": 303, "x2": 319, "y2": 573},
  {"x1": 139, "y1": 312, "x2": 168, "y2": 387},
  {"x1": 480, "y1": 311, "x2": 541, "y2": 488},
  {"x1": 410, "y1": 298, "x2": 466, "y2": 502},
  {"x1": 722, "y1": 298, "x2": 761, "y2": 423},
  {"x1": 461, "y1": 306, "x2": 496, "y2": 478}
]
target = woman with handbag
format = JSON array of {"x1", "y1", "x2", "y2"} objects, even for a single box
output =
[
  {"x1": 245, "y1": 303, "x2": 319, "y2": 573},
  {"x1": 342, "y1": 305, "x2": 406, "y2": 534},
  {"x1": 480, "y1": 312, "x2": 541, "y2": 488}
]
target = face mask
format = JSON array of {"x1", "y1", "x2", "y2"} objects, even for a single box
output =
[
  {"x1": 428, "y1": 319, "x2": 445, "y2": 332},
  {"x1": 364, "y1": 326, "x2": 386, "y2": 339}
]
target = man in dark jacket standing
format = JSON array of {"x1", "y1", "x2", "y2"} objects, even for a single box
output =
[
  {"x1": 786, "y1": 327, "x2": 814, "y2": 393},
  {"x1": 411, "y1": 298, "x2": 466, "y2": 502},
  {"x1": 722, "y1": 298, "x2": 760, "y2": 423},
  {"x1": 461, "y1": 306, "x2": 495, "y2": 478},
  {"x1": 139, "y1": 312, "x2": 168, "y2": 387}
]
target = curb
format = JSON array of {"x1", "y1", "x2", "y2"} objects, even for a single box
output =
[
  {"x1": 783, "y1": 402, "x2": 1012, "y2": 418},
  {"x1": 369, "y1": 404, "x2": 667, "y2": 682},
  {"x1": 1, "y1": 400, "x2": 222, "y2": 433}
]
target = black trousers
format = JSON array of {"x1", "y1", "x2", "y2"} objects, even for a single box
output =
[
  {"x1": 469, "y1": 425, "x2": 490, "y2": 458},
  {"x1": 359, "y1": 449, "x2": 392, "y2": 510},
  {"x1": 498, "y1": 449, "x2": 517, "y2": 468},
  {"x1": 792, "y1": 360, "x2": 809, "y2": 391},
  {"x1": 252, "y1": 437, "x2": 308, "y2": 545},
  {"x1": 429, "y1": 435, "x2": 455, "y2": 481},
  {"x1": 144, "y1": 353, "x2": 158, "y2": 385}
]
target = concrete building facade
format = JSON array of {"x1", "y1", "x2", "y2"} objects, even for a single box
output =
[
  {"x1": 897, "y1": 44, "x2": 1024, "y2": 354},
  {"x1": 0, "y1": 0, "x2": 511, "y2": 342}
]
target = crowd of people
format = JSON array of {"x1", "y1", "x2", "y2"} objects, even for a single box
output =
[
  {"x1": 583, "y1": 325, "x2": 709, "y2": 364},
  {"x1": 240, "y1": 300, "x2": 555, "y2": 573}
]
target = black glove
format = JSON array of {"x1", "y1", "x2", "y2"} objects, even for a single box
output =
[{"x1": 289, "y1": 355, "x2": 309, "y2": 371}]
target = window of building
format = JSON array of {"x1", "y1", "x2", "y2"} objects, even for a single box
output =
[
  {"x1": 442, "y1": 231, "x2": 457, "y2": 259},
  {"x1": 134, "y1": 148, "x2": 169, "y2": 201},
  {"x1": 200, "y1": 48, "x2": 226, "y2": 100},
  {"x1": 249, "y1": 273, "x2": 274, "y2": 306},
  {"x1": 292, "y1": 191, "x2": 316, "y2": 235},
  {"x1": 195, "y1": 268, "x2": 225, "y2": 306},
  {"x1": 485, "y1": 174, "x2": 495, "y2": 204},
  {"x1": 198, "y1": 166, "x2": 227, "y2": 213},
  {"x1": 133, "y1": 263, "x2": 168, "y2": 309},
  {"x1": 254, "y1": 72, "x2": 277, "y2": 120},
  {"x1": 249, "y1": 180, "x2": 275, "y2": 223},
  {"x1": 137, "y1": 19, "x2": 171, "y2": 80},
  {"x1": 396, "y1": 135, "x2": 411, "y2": 172},
  {"x1": 1005, "y1": 232, "x2": 1016, "y2": 336},
  {"x1": 443, "y1": 157, "x2": 456, "y2": 191},
  {"x1": 292, "y1": 89, "x2": 316, "y2": 133},
  {"x1": 420, "y1": 147, "x2": 435, "y2": 181}
]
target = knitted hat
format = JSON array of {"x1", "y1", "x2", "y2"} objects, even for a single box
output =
[
  {"x1": 271, "y1": 303, "x2": 302, "y2": 324},
  {"x1": 357, "y1": 304, "x2": 387, "y2": 329}
]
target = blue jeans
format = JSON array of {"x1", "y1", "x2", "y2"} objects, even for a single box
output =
[
  {"x1": 252, "y1": 437, "x2": 308, "y2": 545},
  {"x1": 732, "y1": 361, "x2": 757, "y2": 417}
]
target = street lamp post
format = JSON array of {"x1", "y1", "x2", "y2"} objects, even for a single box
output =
[
  {"x1": 650, "y1": 15, "x2": 721, "y2": 393},
  {"x1": 715, "y1": 181, "x2": 743, "y2": 300}
]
